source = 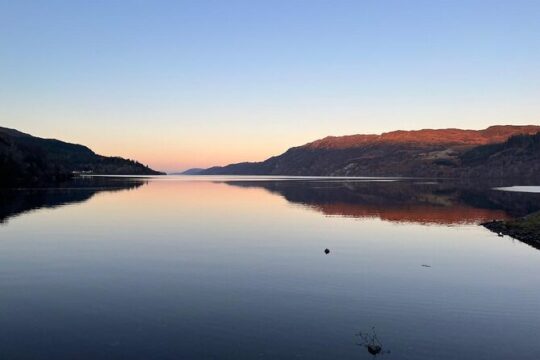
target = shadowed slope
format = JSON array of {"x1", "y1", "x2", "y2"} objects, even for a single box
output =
[{"x1": 0, "y1": 126, "x2": 164, "y2": 185}]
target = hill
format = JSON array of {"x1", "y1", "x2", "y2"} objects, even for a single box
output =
[
  {"x1": 170, "y1": 168, "x2": 204, "y2": 175},
  {"x1": 0, "y1": 126, "x2": 163, "y2": 185},
  {"x1": 459, "y1": 132, "x2": 540, "y2": 178},
  {"x1": 200, "y1": 125, "x2": 540, "y2": 178}
]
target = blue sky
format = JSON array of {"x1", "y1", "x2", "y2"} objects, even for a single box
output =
[{"x1": 1, "y1": 0, "x2": 539, "y2": 171}]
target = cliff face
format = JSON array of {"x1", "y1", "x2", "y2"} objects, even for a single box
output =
[
  {"x1": 0, "y1": 126, "x2": 163, "y2": 186},
  {"x1": 201, "y1": 125, "x2": 540, "y2": 178}
]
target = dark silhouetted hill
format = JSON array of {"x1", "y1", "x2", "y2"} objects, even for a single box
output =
[{"x1": 0, "y1": 126, "x2": 163, "y2": 185}]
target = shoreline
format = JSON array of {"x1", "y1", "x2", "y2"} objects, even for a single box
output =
[{"x1": 483, "y1": 212, "x2": 540, "y2": 250}]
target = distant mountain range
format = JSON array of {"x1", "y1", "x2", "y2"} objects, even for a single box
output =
[
  {"x1": 174, "y1": 168, "x2": 204, "y2": 175},
  {"x1": 0, "y1": 126, "x2": 163, "y2": 185},
  {"x1": 198, "y1": 125, "x2": 540, "y2": 178}
]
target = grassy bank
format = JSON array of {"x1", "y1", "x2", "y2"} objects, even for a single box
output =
[{"x1": 483, "y1": 212, "x2": 540, "y2": 250}]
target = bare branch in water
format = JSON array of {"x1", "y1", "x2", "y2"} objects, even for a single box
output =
[{"x1": 356, "y1": 327, "x2": 391, "y2": 357}]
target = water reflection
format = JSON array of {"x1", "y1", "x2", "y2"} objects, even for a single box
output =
[
  {"x1": 3, "y1": 177, "x2": 540, "y2": 227},
  {"x1": 1, "y1": 176, "x2": 540, "y2": 360},
  {"x1": 0, "y1": 177, "x2": 146, "y2": 224},
  {"x1": 222, "y1": 179, "x2": 540, "y2": 225}
]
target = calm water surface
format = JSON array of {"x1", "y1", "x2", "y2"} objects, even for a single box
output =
[{"x1": 1, "y1": 176, "x2": 540, "y2": 359}]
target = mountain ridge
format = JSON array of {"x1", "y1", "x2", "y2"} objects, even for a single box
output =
[
  {"x1": 199, "y1": 125, "x2": 540, "y2": 178},
  {"x1": 305, "y1": 125, "x2": 540, "y2": 149}
]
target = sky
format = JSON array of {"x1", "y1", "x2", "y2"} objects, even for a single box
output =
[{"x1": 1, "y1": 0, "x2": 539, "y2": 172}]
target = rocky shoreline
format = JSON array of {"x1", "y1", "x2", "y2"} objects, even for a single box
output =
[{"x1": 483, "y1": 212, "x2": 540, "y2": 250}]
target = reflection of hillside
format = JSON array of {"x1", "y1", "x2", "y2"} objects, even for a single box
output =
[
  {"x1": 223, "y1": 180, "x2": 540, "y2": 225},
  {"x1": 311, "y1": 203, "x2": 510, "y2": 224},
  {"x1": 0, "y1": 177, "x2": 145, "y2": 224}
]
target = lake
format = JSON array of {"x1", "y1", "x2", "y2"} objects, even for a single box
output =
[{"x1": 1, "y1": 176, "x2": 540, "y2": 359}]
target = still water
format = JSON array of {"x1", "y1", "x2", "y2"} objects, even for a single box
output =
[{"x1": 1, "y1": 176, "x2": 539, "y2": 359}]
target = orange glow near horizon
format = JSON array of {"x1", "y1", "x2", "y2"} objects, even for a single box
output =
[
  {"x1": 22, "y1": 124, "x2": 326, "y2": 173},
  {"x1": 91, "y1": 139, "x2": 291, "y2": 173}
]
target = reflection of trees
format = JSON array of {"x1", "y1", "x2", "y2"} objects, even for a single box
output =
[
  {"x1": 223, "y1": 180, "x2": 540, "y2": 225},
  {"x1": 0, "y1": 177, "x2": 146, "y2": 224}
]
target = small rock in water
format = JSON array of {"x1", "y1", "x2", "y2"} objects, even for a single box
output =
[
  {"x1": 367, "y1": 344, "x2": 382, "y2": 355},
  {"x1": 324, "y1": 248, "x2": 330, "y2": 254},
  {"x1": 421, "y1": 264, "x2": 431, "y2": 268}
]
